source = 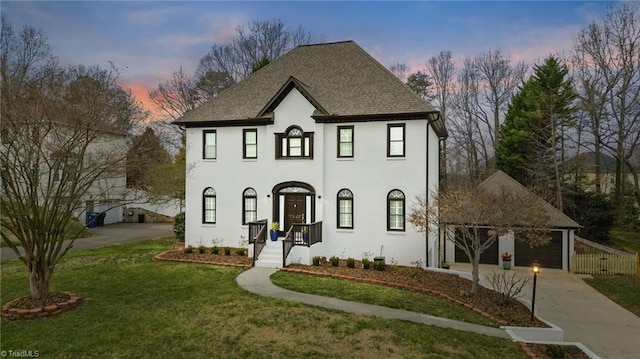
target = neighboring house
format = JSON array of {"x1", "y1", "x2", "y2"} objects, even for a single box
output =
[
  {"x1": 176, "y1": 40, "x2": 447, "y2": 267},
  {"x1": 62, "y1": 132, "x2": 127, "y2": 226},
  {"x1": 444, "y1": 171, "x2": 581, "y2": 271},
  {"x1": 1, "y1": 126, "x2": 126, "y2": 226},
  {"x1": 565, "y1": 151, "x2": 635, "y2": 195}
]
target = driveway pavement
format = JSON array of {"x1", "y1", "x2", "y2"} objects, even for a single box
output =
[
  {"x1": 1, "y1": 222, "x2": 172, "y2": 262},
  {"x1": 449, "y1": 263, "x2": 640, "y2": 359}
]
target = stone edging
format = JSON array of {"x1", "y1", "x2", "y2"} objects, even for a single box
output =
[
  {"x1": 153, "y1": 250, "x2": 252, "y2": 268},
  {"x1": 2, "y1": 292, "x2": 81, "y2": 320},
  {"x1": 280, "y1": 267, "x2": 509, "y2": 326}
]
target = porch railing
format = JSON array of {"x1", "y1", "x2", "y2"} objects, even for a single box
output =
[
  {"x1": 282, "y1": 221, "x2": 322, "y2": 267},
  {"x1": 248, "y1": 219, "x2": 267, "y2": 267}
]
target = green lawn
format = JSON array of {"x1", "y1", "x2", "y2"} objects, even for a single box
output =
[
  {"x1": 583, "y1": 275, "x2": 640, "y2": 317},
  {"x1": 609, "y1": 230, "x2": 640, "y2": 254},
  {"x1": 271, "y1": 271, "x2": 498, "y2": 327},
  {"x1": 1, "y1": 238, "x2": 526, "y2": 358}
]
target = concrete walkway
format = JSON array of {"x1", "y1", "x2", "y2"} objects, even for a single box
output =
[
  {"x1": 1, "y1": 223, "x2": 172, "y2": 262},
  {"x1": 448, "y1": 263, "x2": 640, "y2": 359},
  {"x1": 236, "y1": 267, "x2": 511, "y2": 339}
]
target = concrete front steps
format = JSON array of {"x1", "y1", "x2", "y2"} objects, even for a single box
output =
[{"x1": 254, "y1": 238, "x2": 283, "y2": 268}]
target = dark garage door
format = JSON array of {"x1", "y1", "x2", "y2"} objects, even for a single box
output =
[
  {"x1": 515, "y1": 231, "x2": 563, "y2": 269},
  {"x1": 454, "y1": 228, "x2": 499, "y2": 265}
]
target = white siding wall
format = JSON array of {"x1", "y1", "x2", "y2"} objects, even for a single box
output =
[{"x1": 184, "y1": 88, "x2": 441, "y2": 266}]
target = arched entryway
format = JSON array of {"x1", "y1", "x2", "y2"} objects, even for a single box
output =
[{"x1": 272, "y1": 181, "x2": 316, "y2": 233}]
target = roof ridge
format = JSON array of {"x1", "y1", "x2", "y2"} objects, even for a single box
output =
[{"x1": 296, "y1": 40, "x2": 355, "y2": 48}]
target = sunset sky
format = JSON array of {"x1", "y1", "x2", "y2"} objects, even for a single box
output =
[{"x1": 2, "y1": 1, "x2": 613, "y2": 121}]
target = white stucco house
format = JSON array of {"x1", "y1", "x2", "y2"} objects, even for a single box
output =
[{"x1": 175, "y1": 40, "x2": 447, "y2": 267}]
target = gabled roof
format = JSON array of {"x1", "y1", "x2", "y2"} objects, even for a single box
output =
[
  {"x1": 479, "y1": 170, "x2": 581, "y2": 229},
  {"x1": 176, "y1": 40, "x2": 446, "y2": 137}
]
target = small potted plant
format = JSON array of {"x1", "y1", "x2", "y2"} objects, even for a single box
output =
[
  {"x1": 270, "y1": 222, "x2": 279, "y2": 241},
  {"x1": 502, "y1": 252, "x2": 512, "y2": 270}
]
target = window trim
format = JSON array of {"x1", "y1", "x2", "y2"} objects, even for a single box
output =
[
  {"x1": 337, "y1": 188, "x2": 354, "y2": 229},
  {"x1": 386, "y1": 189, "x2": 405, "y2": 232},
  {"x1": 275, "y1": 125, "x2": 314, "y2": 159},
  {"x1": 242, "y1": 187, "x2": 257, "y2": 225},
  {"x1": 387, "y1": 124, "x2": 406, "y2": 158},
  {"x1": 243, "y1": 129, "x2": 258, "y2": 159},
  {"x1": 203, "y1": 130, "x2": 217, "y2": 159},
  {"x1": 337, "y1": 125, "x2": 354, "y2": 158},
  {"x1": 203, "y1": 187, "x2": 216, "y2": 224}
]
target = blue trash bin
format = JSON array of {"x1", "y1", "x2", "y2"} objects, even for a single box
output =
[{"x1": 86, "y1": 212, "x2": 98, "y2": 228}]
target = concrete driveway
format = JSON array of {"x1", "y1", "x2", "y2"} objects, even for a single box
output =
[
  {"x1": 1, "y1": 222, "x2": 172, "y2": 262},
  {"x1": 449, "y1": 263, "x2": 640, "y2": 359}
]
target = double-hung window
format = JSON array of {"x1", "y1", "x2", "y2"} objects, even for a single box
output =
[
  {"x1": 243, "y1": 188, "x2": 257, "y2": 224},
  {"x1": 337, "y1": 189, "x2": 354, "y2": 229},
  {"x1": 337, "y1": 126, "x2": 354, "y2": 158},
  {"x1": 203, "y1": 187, "x2": 216, "y2": 223},
  {"x1": 387, "y1": 189, "x2": 405, "y2": 231},
  {"x1": 203, "y1": 130, "x2": 217, "y2": 159},
  {"x1": 243, "y1": 129, "x2": 257, "y2": 159},
  {"x1": 387, "y1": 124, "x2": 405, "y2": 157}
]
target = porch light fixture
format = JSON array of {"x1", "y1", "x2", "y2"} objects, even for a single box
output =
[{"x1": 530, "y1": 262, "x2": 540, "y2": 321}]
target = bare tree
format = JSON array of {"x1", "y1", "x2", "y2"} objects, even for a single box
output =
[
  {"x1": 389, "y1": 62, "x2": 409, "y2": 82},
  {"x1": 574, "y1": 3, "x2": 640, "y2": 207},
  {"x1": 473, "y1": 49, "x2": 527, "y2": 166},
  {"x1": 196, "y1": 19, "x2": 318, "y2": 82},
  {"x1": 409, "y1": 181, "x2": 550, "y2": 294},
  {"x1": 427, "y1": 50, "x2": 456, "y2": 187},
  {"x1": 1, "y1": 19, "x2": 143, "y2": 300},
  {"x1": 149, "y1": 67, "x2": 205, "y2": 122}
]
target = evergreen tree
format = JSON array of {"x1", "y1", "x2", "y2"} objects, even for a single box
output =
[
  {"x1": 126, "y1": 128, "x2": 171, "y2": 190},
  {"x1": 496, "y1": 56, "x2": 576, "y2": 208}
]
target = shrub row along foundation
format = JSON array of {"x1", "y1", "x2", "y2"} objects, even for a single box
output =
[{"x1": 2, "y1": 292, "x2": 80, "y2": 320}]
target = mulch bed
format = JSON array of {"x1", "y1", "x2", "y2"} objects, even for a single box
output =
[
  {"x1": 155, "y1": 248, "x2": 252, "y2": 267},
  {"x1": 2, "y1": 292, "x2": 81, "y2": 320}
]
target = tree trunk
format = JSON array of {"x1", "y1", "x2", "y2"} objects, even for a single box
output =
[
  {"x1": 471, "y1": 255, "x2": 481, "y2": 294},
  {"x1": 28, "y1": 262, "x2": 52, "y2": 300}
]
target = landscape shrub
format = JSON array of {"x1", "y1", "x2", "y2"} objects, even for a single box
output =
[
  {"x1": 312, "y1": 256, "x2": 321, "y2": 266},
  {"x1": 197, "y1": 245, "x2": 206, "y2": 254},
  {"x1": 330, "y1": 256, "x2": 339, "y2": 267},
  {"x1": 484, "y1": 271, "x2": 530, "y2": 307},
  {"x1": 236, "y1": 248, "x2": 246, "y2": 256},
  {"x1": 224, "y1": 247, "x2": 231, "y2": 255},
  {"x1": 346, "y1": 257, "x2": 355, "y2": 268},
  {"x1": 374, "y1": 261, "x2": 385, "y2": 271},
  {"x1": 173, "y1": 212, "x2": 185, "y2": 241},
  {"x1": 184, "y1": 245, "x2": 194, "y2": 254},
  {"x1": 211, "y1": 246, "x2": 219, "y2": 255},
  {"x1": 361, "y1": 258, "x2": 371, "y2": 269}
]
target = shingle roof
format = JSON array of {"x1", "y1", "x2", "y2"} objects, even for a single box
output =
[
  {"x1": 176, "y1": 41, "x2": 446, "y2": 137},
  {"x1": 479, "y1": 170, "x2": 581, "y2": 228}
]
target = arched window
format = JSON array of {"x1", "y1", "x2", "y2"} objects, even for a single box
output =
[
  {"x1": 203, "y1": 187, "x2": 216, "y2": 223},
  {"x1": 337, "y1": 189, "x2": 354, "y2": 229},
  {"x1": 387, "y1": 189, "x2": 405, "y2": 231},
  {"x1": 276, "y1": 125, "x2": 313, "y2": 159},
  {"x1": 243, "y1": 187, "x2": 257, "y2": 224}
]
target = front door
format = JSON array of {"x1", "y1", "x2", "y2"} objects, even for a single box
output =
[{"x1": 284, "y1": 194, "x2": 306, "y2": 231}]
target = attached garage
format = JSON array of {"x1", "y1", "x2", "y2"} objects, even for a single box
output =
[
  {"x1": 515, "y1": 231, "x2": 563, "y2": 269},
  {"x1": 454, "y1": 228, "x2": 499, "y2": 265}
]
